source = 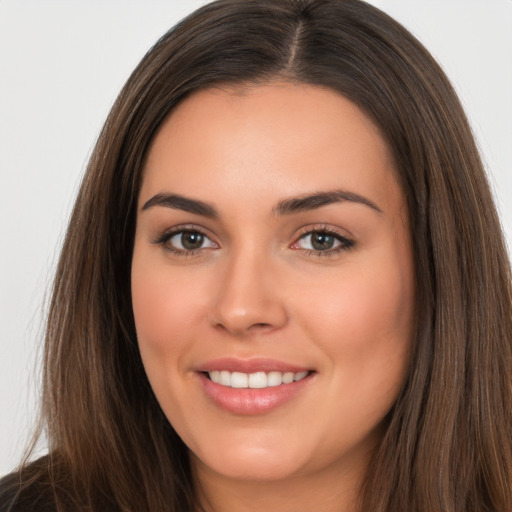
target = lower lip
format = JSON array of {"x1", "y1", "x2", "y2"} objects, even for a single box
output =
[{"x1": 197, "y1": 372, "x2": 314, "y2": 415}]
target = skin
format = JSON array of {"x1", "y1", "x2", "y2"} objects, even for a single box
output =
[{"x1": 131, "y1": 82, "x2": 415, "y2": 512}]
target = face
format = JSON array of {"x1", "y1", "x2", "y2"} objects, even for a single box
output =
[{"x1": 132, "y1": 83, "x2": 414, "y2": 488}]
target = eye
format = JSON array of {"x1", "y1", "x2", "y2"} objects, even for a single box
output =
[
  {"x1": 293, "y1": 229, "x2": 354, "y2": 255},
  {"x1": 155, "y1": 229, "x2": 217, "y2": 254}
]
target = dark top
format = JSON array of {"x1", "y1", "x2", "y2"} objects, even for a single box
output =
[
  {"x1": 0, "y1": 470, "x2": 57, "y2": 512},
  {"x1": 0, "y1": 457, "x2": 118, "y2": 512}
]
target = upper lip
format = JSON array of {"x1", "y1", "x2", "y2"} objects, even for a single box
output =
[{"x1": 195, "y1": 357, "x2": 312, "y2": 374}]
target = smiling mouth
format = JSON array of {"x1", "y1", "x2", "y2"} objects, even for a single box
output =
[
  {"x1": 198, "y1": 364, "x2": 315, "y2": 414},
  {"x1": 206, "y1": 370, "x2": 310, "y2": 389}
]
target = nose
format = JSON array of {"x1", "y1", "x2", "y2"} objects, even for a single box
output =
[{"x1": 209, "y1": 247, "x2": 288, "y2": 336}]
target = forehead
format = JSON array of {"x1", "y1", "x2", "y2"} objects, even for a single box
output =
[{"x1": 141, "y1": 82, "x2": 402, "y2": 216}]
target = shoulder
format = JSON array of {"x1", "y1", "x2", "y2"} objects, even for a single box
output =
[
  {"x1": 0, "y1": 458, "x2": 57, "y2": 512},
  {"x1": 0, "y1": 472, "x2": 56, "y2": 512},
  {"x1": 0, "y1": 456, "x2": 119, "y2": 512}
]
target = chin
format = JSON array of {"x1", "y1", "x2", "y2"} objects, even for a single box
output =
[{"x1": 189, "y1": 433, "x2": 312, "y2": 482}]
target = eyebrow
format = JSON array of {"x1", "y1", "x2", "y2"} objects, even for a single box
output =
[
  {"x1": 273, "y1": 189, "x2": 382, "y2": 216},
  {"x1": 141, "y1": 189, "x2": 382, "y2": 218},
  {"x1": 142, "y1": 193, "x2": 218, "y2": 218}
]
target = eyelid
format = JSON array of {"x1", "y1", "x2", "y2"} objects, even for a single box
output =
[
  {"x1": 152, "y1": 224, "x2": 219, "y2": 254},
  {"x1": 151, "y1": 223, "x2": 354, "y2": 257},
  {"x1": 290, "y1": 224, "x2": 355, "y2": 254}
]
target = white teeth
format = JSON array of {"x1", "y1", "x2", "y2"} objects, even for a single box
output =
[
  {"x1": 220, "y1": 370, "x2": 231, "y2": 386},
  {"x1": 248, "y1": 371, "x2": 267, "y2": 388},
  {"x1": 294, "y1": 371, "x2": 308, "y2": 381},
  {"x1": 208, "y1": 370, "x2": 309, "y2": 388},
  {"x1": 282, "y1": 372, "x2": 294, "y2": 384},
  {"x1": 231, "y1": 372, "x2": 248, "y2": 388},
  {"x1": 267, "y1": 371, "x2": 283, "y2": 387}
]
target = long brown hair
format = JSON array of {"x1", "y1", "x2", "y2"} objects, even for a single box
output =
[{"x1": 5, "y1": 0, "x2": 511, "y2": 510}]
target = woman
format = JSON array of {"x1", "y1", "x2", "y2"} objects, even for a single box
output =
[{"x1": 1, "y1": 0, "x2": 511, "y2": 510}]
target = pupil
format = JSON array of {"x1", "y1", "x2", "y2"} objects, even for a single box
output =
[
  {"x1": 312, "y1": 233, "x2": 334, "y2": 251},
  {"x1": 181, "y1": 231, "x2": 203, "y2": 250}
]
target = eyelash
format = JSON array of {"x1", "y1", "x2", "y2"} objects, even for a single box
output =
[
  {"x1": 152, "y1": 226, "x2": 217, "y2": 257},
  {"x1": 293, "y1": 226, "x2": 355, "y2": 257},
  {"x1": 153, "y1": 225, "x2": 355, "y2": 258}
]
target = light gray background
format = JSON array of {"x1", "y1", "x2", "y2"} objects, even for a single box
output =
[{"x1": 1, "y1": 0, "x2": 511, "y2": 475}]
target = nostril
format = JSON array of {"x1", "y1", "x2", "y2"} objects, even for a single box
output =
[
  {"x1": 247, "y1": 322, "x2": 275, "y2": 333},
  {"x1": 208, "y1": 294, "x2": 289, "y2": 335}
]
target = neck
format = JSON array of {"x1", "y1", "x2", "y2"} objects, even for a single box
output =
[{"x1": 192, "y1": 453, "x2": 368, "y2": 512}]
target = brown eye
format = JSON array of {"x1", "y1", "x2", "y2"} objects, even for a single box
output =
[
  {"x1": 295, "y1": 230, "x2": 354, "y2": 254},
  {"x1": 180, "y1": 231, "x2": 205, "y2": 250},
  {"x1": 310, "y1": 233, "x2": 336, "y2": 251},
  {"x1": 161, "y1": 230, "x2": 217, "y2": 253}
]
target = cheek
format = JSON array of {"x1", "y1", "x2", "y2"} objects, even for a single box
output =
[
  {"x1": 131, "y1": 256, "x2": 209, "y2": 364},
  {"x1": 300, "y1": 248, "x2": 414, "y2": 397},
  {"x1": 307, "y1": 260, "x2": 411, "y2": 343}
]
